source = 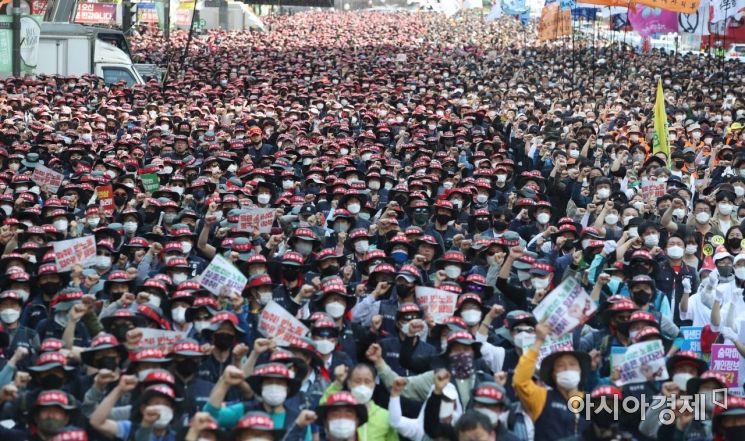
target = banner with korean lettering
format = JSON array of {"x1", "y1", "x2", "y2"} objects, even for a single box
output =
[
  {"x1": 679, "y1": 326, "x2": 703, "y2": 353},
  {"x1": 175, "y1": 0, "x2": 194, "y2": 26},
  {"x1": 628, "y1": 6, "x2": 679, "y2": 37},
  {"x1": 53, "y1": 235, "x2": 97, "y2": 272},
  {"x1": 75, "y1": 2, "x2": 118, "y2": 25},
  {"x1": 96, "y1": 185, "x2": 114, "y2": 212},
  {"x1": 258, "y1": 301, "x2": 309, "y2": 346},
  {"x1": 31, "y1": 164, "x2": 64, "y2": 194},
  {"x1": 635, "y1": 0, "x2": 700, "y2": 14},
  {"x1": 532, "y1": 277, "x2": 597, "y2": 336},
  {"x1": 415, "y1": 286, "x2": 458, "y2": 324},
  {"x1": 616, "y1": 340, "x2": 669, "y2": 386},
  {"x1": 138, "y1": 329, "x2": 188, "y2": 353},
  {"x1": 711, "y1": 0, "x2": 745, "y2": 22},
  {"x1": 538, "y1": 3, "x2": 572, "y2": 41},
  {"x1": 238, "y1": 208, "x2": 276, "y2": 234},
  {"x1": 711, "y1": 344, "x2": 741, "y2": 387},
  {"x1": 198, "y1": 254, "x2": 248, "y2": 299},
  {"x1": 137, "y1": 2, "x2": 160, "y2": 24}
]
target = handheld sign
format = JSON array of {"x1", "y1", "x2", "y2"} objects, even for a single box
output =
[
  {"x1": 53, "y1": 236, "x2": 97, "y2": 272},
  {"x1": 258, "y1": 301, "x2": 309, "y2": 346},
  {"x1": 532, "y1": 277, "x2": 597, "y2": 336},
  {"x1": 198, "y1": 254, "x2": 248, "y2": 299},
  {"x1": 415, "y1": 286, "x2": 458, "y2": 324}
]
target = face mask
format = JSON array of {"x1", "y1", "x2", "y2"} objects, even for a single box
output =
[
  {"x1": 644, "y1": 235, "x2": 659, "y2": 248},
  {"x1": 597, "y1": 188, "x2": 611, "y2": 199},
  {"x1": 514, "y1": 331, "x2": 536, "y2": 349},
  {"x1": 368, "y1": 181, "x2": 381, "y2": 191},
  {"x1": 685, "y1": 245, "x2": 698, "y2": 255},
  {"x1": 735, "y1": 268, "x2": 745, "y2": 281},
  {"x1": 0, "y1": 308, "x2": 19, "y2": 324},
  {"x1": 461, "y1": 310, "x2": 482, "y2": 326},
  {"x1": 667, "y1": 246, "x2": 684, "y2": 259},
  {"x1": 53, "y1": 219, "x2": 68, "y2": 232},
  {"x1": 695, "y1": 212, "x2": 711, "y2": 224},
  {"x1": 37, "y1": 418, "x2": 67, "y2": 435},
  {"x1": 328, "y1": 418, "x2": 357, "y2": 439},
  {"x1": 719, "y1": 266, "x2": 734, "y2": 279},
  {"x1": 444, "y1": 265, "x2": 461, "y2": 279},
  {"x1": 296, "y1": 243, "x2": 313, "y2": 256},
  {"x1": 351, "y1": 385, "x2": 374, "y2": 404},
  {"x1": 517, "y1": 270, "x2": 531, "y2": 282},
  {"x1": 476, "y1": 194, "x2": 489, "y2": 204},
  {"x1": 672, "y1": 208, "x2": 685, "y2": 220},
  {"x1": 172, "y1": 273, "x2": 188, "y2": 285},
  {"x1": 439, "y1": 400, "x2": 455, "y2": 419},
  {"x1": 605, "y1": 214, "x2": 618, "y2": 225},
  {"x1": 123, "y1": 222, "x2": 138, "y2": 234},
  {"x1": 325, "y1": 302, "x2": 346, "y2": 319},
  {"x1": 181, "y1": 241, "x2": 193, "y2": 255},
  {"x1": 315, "y1": 339, "x2": 335, "y2": 355},
  {"x1": 258, "y1": 291, "x2": 273, "y2": 306},
  {"x1": 672, "y1": 372, "x2": 694, "y2": 392},
  {"x1": 443, "y1": 182, "x2": 454, "y2": 190},
  {"x1": 171, "y1": 306, "x2": 187, "y2": 324},
  {"x1": 96, "y1": 355, "x2": 119, "y2": 371},
  {"x1": 536, "y1": 213, "x2": 550, "y2": 225},
  {"x1": 532, "y1": 277, "x2": 550, "y2": 290},
  {"x1": 261, "y1": 384, "x2": 287, "y2": 406},
  {"x1": 449, "y1": 352, "x2": 474, "y2": 379},
  {"x1": 631, "y1": 290, "x2": 652, "y2": 306},
  {"x1": 150, "y1": 404, "x2": 173, "y2": 429},
  {"x1": 164, "y1": 213, "x2": 177, "y2": 224},
  {"x1": 496, "y1": 174, "x2": 507, "y2": 183},
  {"x1": 172, "y1": 186, "x2": 185, "y2": 195},
  {"x1": 354, "y1": 241, "x2": 369, "y2": 253},
  {"x1": 555, "y1": 369, "x2": 581, "y2": 390},
  {"x1": 194, "y1": 320, "x2": 210, "y2": 333},
  {"x1": 213, "y1": 333, "x2": 235, "y2": 350},
  {"x1": 720, "y1": 203, "x2": 734, "y2": 216},
  {"x1": 175, "y1": 358, "x2": 199, "y2": 377},
  {"x1": 476, "y1": 407, "x2": 499, "y2": 426},
  {"x1": 257, "y1": 194, "x2": 271, "y2": 205},
  {"x1": 347, "y1": 203, "x2": 361, "y2": 214}
]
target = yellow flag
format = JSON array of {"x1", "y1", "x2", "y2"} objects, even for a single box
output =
[{"x1": 653, "y1": 79, "x2": 670, "y2": 166}]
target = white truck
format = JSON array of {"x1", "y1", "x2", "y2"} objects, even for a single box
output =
[{"x1": 36, "y1": 22, "x2": 146, "y2": 85}]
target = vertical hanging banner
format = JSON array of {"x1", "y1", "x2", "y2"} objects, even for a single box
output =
[
  {"x1": 137, "y1": 2, "x2": 160, "y2": 24},
  {"x1": 538, "y1": 3, "x2": 572, "y2": 41},
  {"x1": 175, "y1": 0, "x2": 195, "y2": 26},
  {"x1": 711, "y1": 0, "x2": 745, "y2": 23},
  {"x1": 678, "y1": 0, "x2": 710, "y2": 34}
]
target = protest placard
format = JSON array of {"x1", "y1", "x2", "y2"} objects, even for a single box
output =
[
  {"x1": 395, "y1": 53, "x2": 407, "y2": 62},
  {"x1": 138, "y1": 328, "x2": 188, "y2": 354},
  {"x1": 610, "y1": 346, "x2": 627, "y2": 371},
  {"x1": 711, "y1": 344, "x2": 741, "y2": 387},
  {"x1": 31, "y1": 164, "x2": 64, "y2": 194},
  {"x1": 140, "y1": 173, "x2": 160, "y2": 193},
  {"x1": 53, "y1": 236, "x2": 97, "y2": 271},
  {"x1": 238, "y1": 208, "x2": 276, "y2": 234},
  {"x1": 415, "y1": 286, "x2": 458, "y2": 324},
  {"x1": 258, "y1": 301, "x2": 309, "y2": 346},
  {"x1": 198, "y1": 254, "x2": 248, "y2": 298},
  {"x1": 616, "y1": 340, "x2": 669, "y2": 386},
  {"x1": 679, "y1": 326, "x2": 703, "y2": 354},
  {"x1": 532, "y1": 277, "x2": 597, "y2": 336},
  {"x1": 640, "y1": 179, "x2": 666, "y2": 202},
  {"x1": 531, "y1": 333, "x2": 573, "y2": 368},
  {"x1": 96, "y1": 185, "x2": 114, "y2": 212}
]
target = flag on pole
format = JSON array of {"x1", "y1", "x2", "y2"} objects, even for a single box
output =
[{"x1": 653, "y1": 79, "x2": 670, "y2": 166}]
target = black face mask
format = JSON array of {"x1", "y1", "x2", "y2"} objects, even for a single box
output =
[
  {"x1": 493, "y1": 220, "x2": 508, "y2": 231},
  {"x1": 114, "y1": 195, "x2": 127, "y2": 206},
  {"x1": 475, "y1": 220, "x2": 491, "y2": 232},
  {"x1": 284, "y1": 268, "x2": 300, "y2": 280},
  {"x1": 631, "y1": 290, "x2": 652, "y2": 306},
  {"x1": 628, "y1": 264, "x2": 650, "y2": 277},
  {"x1": 591, "y1": 410, "x2": 616, "y2": 429},
  {"x1": 728, "y1": 237, "x2": 741, "y2": 250},
  {"x1": 40, "y1": 282, "x2": 60, "y2": 297},
  {"x1": 725, "y1": 426, "x2": 745, "y2": 441},
  {"x1": 396, "y1": 284, "x2": 414, "y2": 298},
  {"x1": 175, "y1": 359, "x2": 200, "y2": 377},
  {"x1": 110, "y1": 325, "x2": 130, "y2": 342},
  {"x1": 435, "y1": 214, "x2": 451, "y2": 224},
  {"x1": 40, "y1": 374, "x2": 64, "y2": 389},
  {"x1": 561, "y1": 242, "x2": 574, "y2": 252},
  {"x1": 213, "y1": 333, "x2": 235, "y2": 350},
  {"x1": 320, "y1": 265, "x2": 339, "y2": 277},
  {"x1": 718, "y1": 266, "x2": 734, "y2": 278},
  {"x1": 95, "y1": 356, "x2": 119, "y2": 371},
  {"x1": 413, "y1": 213, "x2": 429, "y2": 225},
  {"x1": 144, "y1": 211, "x2": 158, "y2": 223}
]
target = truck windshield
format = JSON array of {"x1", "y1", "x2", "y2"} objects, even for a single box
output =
[{"x1": 101, "y1": 67, "x2": 137, "y2": 87}]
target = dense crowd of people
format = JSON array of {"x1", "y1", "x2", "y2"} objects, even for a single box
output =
[{"x1": 0, "y1": 8, "x2": 744, "y2": 441}]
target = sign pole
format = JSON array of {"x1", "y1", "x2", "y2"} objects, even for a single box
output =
[
  {"x1": 164, "y1": 0, "x2": 170, "y2": 40},
  {"x1": 11, "y1": 0, "x2": 20, "y2": 76}
]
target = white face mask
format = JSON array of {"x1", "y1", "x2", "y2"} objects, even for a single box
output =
[
  {"x1": 88, "y1": 217, "x2": 101, "y2": 228},
  {"x1": 354, "y1": 240, "x2": 369, "y2": 253},
  {"x1": 444, "y1": 265, "x2": 462, "y2": 279},
  {"x1": 181, "y1": 241, "x2": 193, "y2": 255},
  {"x1": 736, "y1": 267, "x2": 745, "y2": 281},
  {"x1": 672, "y1": 208, "x2": 685, "y2": 220},
  {"x1": 555, "y1": 369, "x2": 581, "y2": 390},
  {"x1": 623, "y1": 216, "x2": 634, "y2": 226},
  {"x1": 605, "y1": 214, "x2": 618, "y2": 226},
  {"x1": 96, "y1": 255, "x2": 112, "y2": 269},
  {"x1": 324, "y1": 302, "x2": 346, "y2": 319},
  {"x1": 719, "y1": 203, "x2": 734, "y2": 216},
  {"x1": 517, "y1": 270, "x2": 531, "y2": 282},
  {"x1": 461, "y1": 309, "x2": 482, "y2": 326},
  {"x1": 672, "y1": 372, "x2": 694, "y2": 392},
  {"x1": 644, "y1": 235, "x2": 659, "y2": 248},
  {"x1": 150, "y1": 404, "x2": 173, "y2": 429},
  {"x1": 685, "y1": 244, "x2": 698, "y2": 255},
  {"x1": 261, "y1": 384, "x2": 287, "y2": 406},
  {"x1": 532, "y1": 277, "x2": 550, "y2": 290},
  {"x1": 194, "y1": 320, "x2": 210, "y2": 333},
  {"x1": 695, "y1": 212, "x2": 711, "y2": 224},
  {"x1": 476, "y1": 194, "x2": 489, "y2": 204},
  {"x1": 296, "y1": 242, "x2": 313, "y2": 256},
  {"x1": 347, "y1": 203, "x2": 361, "y2": 214},
  {"x1": 172, "y1": 273, "x2": 188, "y2": 285},
  {"x1": 536, "y1": 213, "x2": 550, "y2": 225},
  {"x1": 257, "y1": 194, "x2": 271, "y2": 205},
  {"x1": 315, "y1": 339, "x2": 335, "y2": 355},
  {"x1": 123, "y1": 222, "x2": 138, "y2": 234},
  {"x1": 282, "y1": 180, "x2": 295, "y2": 190},
  {"x1": 667, "y1": 245, "x2": 684, "y2": 260},
  {"x1": 327, "y1": 418, "x2": 357, "y2": 439},
  {"x1": 258, "y1": 291, "x2": 273, "y2": 306},
  {"x1": 514, "y1": 331, "x2": 536, "y2": 349},
  {"x1": 172, "y1": 186, "x2": 184, "y2": 195},
  {"x1": 171, "y1": 306, "x2": 187, "y2": 324},
  {"x1": 53, "y1": 219, "x2": 69, "y2": 232},
  {"x1": 0, "y1": 308, "x2": 19, "y2": 324},
  {"x1": 496, "y1": 174, "x2": 507, "y2": 183},
  {"x1": 147, "y1": 294, "x2": 162, "y2": 308},
  {"x1": 350, "y1": 385, "x2": 374, "y2": 404},
  {"x1": 597, "y1": 188, "x2": 611, "y2": 199}
]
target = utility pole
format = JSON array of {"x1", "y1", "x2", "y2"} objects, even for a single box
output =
[
  {"x1": 164, "y1": 0, "x2": 170, "y2": 40},
  {"x1": 11, "y1": 0, "x2": 20, "y2": 76},
  {"x1": 122, "y1": 0, "x2": 132, "y2": 33}
]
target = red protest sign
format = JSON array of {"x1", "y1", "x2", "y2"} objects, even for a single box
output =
[{"x1": 96, "y1": 185, "x2": 114, "y2": 212}]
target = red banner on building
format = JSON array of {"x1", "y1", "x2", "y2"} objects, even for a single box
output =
[{"x1": 76, "y1": 2, "x2": 117, "y2": 24}]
